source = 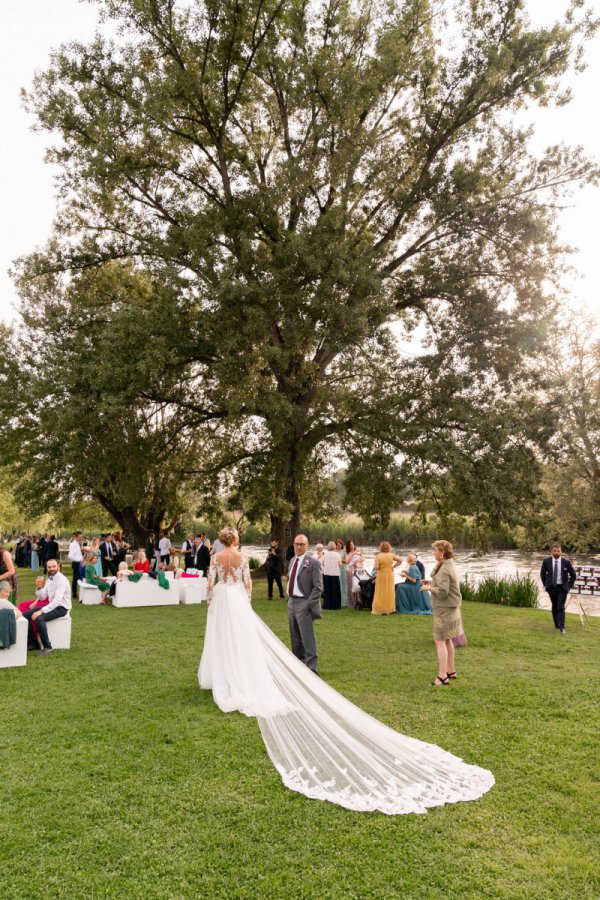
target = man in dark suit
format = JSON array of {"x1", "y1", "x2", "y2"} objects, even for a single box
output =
[
  {"x1": 100, "y1": 534, "x2": 118, "y2": 576},
  {"x1": 181, "y1": 533, "x2": 195, "y2": 571},
  {"x1": 287, "y1": 534, "x2": 323, "y2": 674},
  {"x1": 193, "y1": 537, "x2": 210, "y2": 576},
  {"x1": 265, "y1": 539, "x2": 284, "y2": 600},
  {"x1": 145, "y1": 532, "x2": 156, "y2": 570},
  {"x1": 540, "y1": 544, "x2": 576, "y2": 634},
  {"x1": 44, "y1": 534, "x2": 60, "y2": 567}
]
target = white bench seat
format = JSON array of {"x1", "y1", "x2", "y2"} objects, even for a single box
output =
[{"x1": 113, "y1": 573, "x2": 180, "y2": 608}]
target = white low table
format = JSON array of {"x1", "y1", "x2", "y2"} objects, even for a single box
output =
[
  {"x1": 113, "y1": 574, "x2": 180, "y2": 608},
  {"x1": 0, "y1": 615, "x2": 27, "y2": 668}
]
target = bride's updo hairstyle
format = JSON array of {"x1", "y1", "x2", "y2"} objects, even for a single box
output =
[{"x1": 218, "y1": 526, "x2": 239, "y2": 547}]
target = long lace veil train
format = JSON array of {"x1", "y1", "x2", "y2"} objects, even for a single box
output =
[{"x1": 199, "y1": 550, "x2": 494, "y2": 815}]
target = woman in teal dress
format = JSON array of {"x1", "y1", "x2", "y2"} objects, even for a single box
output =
[
  {"x1": 336, "y1": 538, "x2": 348, "y2": 607},
  {"x1": 84, "y1": 552, "x2": 111, "y2": 603},
  {"x1": 89, "y1": 538, "x2": 104, "y2": 578},
  {"x1": 395, "y1": 552, "x2": 432, "y2": 614}
]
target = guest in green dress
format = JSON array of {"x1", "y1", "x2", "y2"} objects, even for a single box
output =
[
  {"x1": 395, "y1": 552, "x2": 432, "y2": 614},
  {"x1": 335, "y1": 538, "x2": 348, "y2": 607},
  {"x1": 83, "y1": 552, "x2": 111, "y2": 604}
]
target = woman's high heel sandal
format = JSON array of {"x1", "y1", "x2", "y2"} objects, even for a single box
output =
[
  {"x1": 431, "y1": 675, "x2": 450, "y2": 686},
  {"x1": 446, "y1": 671, "x2": 457, "y2": 680}
]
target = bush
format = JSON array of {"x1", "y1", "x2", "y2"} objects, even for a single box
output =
[
  {"x1": 459, "y1": 575, "x2": 478, "y2": 603},
  {"x1": 460, "y1": 573, "x2": 539, "y2": 608},
  {"x1": 247, "y1": 557, "x2": 261, "y2": 570}
]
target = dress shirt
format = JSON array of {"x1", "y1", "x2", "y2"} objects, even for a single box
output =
[
  {"x1": 553, "y1": 558, "x2": 562, "y2": 585},
  {"x1": 212, "y1": 539, "x2": 224, "y2": 554},
  {"x1": 68, "y1": 540, "x2": 83, "y2": 563},
  {"x1": 288, "y1": 553, "x2": 307, "y2": 597},
  {"x1": 158, "y1": 537, "x2": 171, "y2": 555},
  {"x1": 36, "y1": 572, "x2": 72, "y2": 614}
]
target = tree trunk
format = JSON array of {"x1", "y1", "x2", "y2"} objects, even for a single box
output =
[{"x1": 95, "y1": 494, "x2": 166, "y2": 548}]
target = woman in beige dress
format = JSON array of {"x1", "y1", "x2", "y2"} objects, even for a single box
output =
[
  {"x1": 371, "y1": 541, "x2": 402, "y2": 615},
  {"x1": 421, "y1": 540, "x2": 463, "y2": 685}
]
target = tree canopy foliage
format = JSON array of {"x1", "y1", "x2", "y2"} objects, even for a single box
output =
[{"x1": 6, "y1": 0, "x2": 598, "y2": 547}]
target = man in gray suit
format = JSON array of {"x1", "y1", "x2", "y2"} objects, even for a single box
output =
[{"x1": 287, "y1": 534, "x2": 323, "y2": 674}]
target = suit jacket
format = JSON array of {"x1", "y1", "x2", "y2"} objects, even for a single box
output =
[
  {"x1": 287, "y1": 554, "x2": 323, "y2": 620},
  {"x1": 430, "y1": 559, "x2": 461, "y2": 608},
  {"x1": 540, "y1": 556, "x2": 576, "y2": 592},
  {"x1": 194, "y1": 544, "x2": 210, "y2": 574},
  {"x1": 100, "y1": 540, "x2": 117, "y2": 562},
  {"x1": 44, "y1": 540, "x2": 59, "y2": 562}
]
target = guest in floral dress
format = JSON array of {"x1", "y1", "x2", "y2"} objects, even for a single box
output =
[{"x1": 345, "y1": 541, "x2": 363, "y2": 609}]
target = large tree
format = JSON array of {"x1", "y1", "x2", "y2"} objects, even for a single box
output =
[
  {"x1": 1, "y1": 264, "x2": 210, "y2": 544},
  {"x1": 540, "y1": 322, "x2": 600, "y2": 552},
  {"x1": 14, "y1": 0, "x2": 597, "y2": 549}
]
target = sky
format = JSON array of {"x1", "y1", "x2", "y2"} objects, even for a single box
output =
[{"x1": 0, "y1": 0, "x2": 599, "y2": 324}]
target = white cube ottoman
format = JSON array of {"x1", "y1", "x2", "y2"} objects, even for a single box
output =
[
  {"x1": 179, "y1": 577, "x2": 207, "y2": 604},
  {"x1": 79, "y1": 581, "x2": 102, "y2": 605},
  {"x1": 47, "y1": 614, "x2": 72, "y2": 649},
  {"x1": 0, "y1": 615, "x2": 28, "y2": 668}
]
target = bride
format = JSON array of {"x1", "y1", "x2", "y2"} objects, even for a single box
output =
[{"x1": 199, "y1": 527, "x2": 494, "y2": 815}]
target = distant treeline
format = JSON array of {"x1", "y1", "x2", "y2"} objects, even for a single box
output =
[{"x1": 189, "y1": 514, "x2": 517, "y2": 550}]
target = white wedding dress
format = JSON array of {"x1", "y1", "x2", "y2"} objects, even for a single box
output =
[{"x1": 198, "y1": 552, "x2": 494, "y2": 815}]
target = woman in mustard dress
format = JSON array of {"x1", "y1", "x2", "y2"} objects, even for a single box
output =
[{"x1": 371, "y1": 541, "x2": 402, "y2": 615}]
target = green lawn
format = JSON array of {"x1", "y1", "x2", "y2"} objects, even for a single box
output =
[{"x1": 1, "y1": 568, "x2": 598, "y2": 899}]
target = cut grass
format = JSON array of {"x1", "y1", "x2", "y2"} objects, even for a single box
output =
[{"x1": 1, "y1": 568, "x2": 598, "y2": 899}]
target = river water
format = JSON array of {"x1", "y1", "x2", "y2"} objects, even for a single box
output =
[{"x1": 241, "y1": 545, "x2": 600, "y2": 618}]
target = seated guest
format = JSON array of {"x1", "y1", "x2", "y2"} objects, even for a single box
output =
[
  {"x1": 166, "y1": 562, "x2": 184, "y2": 579},
  {"x1": 23, "y1": 558, "x2": 71, "y2": 655},
  {"x1": 0, "y1": 582, "x2": 21, "y2": 649},
  {"x1": 134, "y1": 550, "x2": 150, "y2": 573},
  {"x1": 83, "y1": 552, "x2": 111, "y2": 604},
  {"x1": 17, "y1": 576, "x2": 50, "y2": 646},
  {"x1": 395, "y1": 552, "x2": 432, "y2": 615},
  {"x1": 410, "y1": 551, "x2": 426, "y2": 579},
  {"x1": 108, "y1": 561, "x2": 135, "y2": 598}
]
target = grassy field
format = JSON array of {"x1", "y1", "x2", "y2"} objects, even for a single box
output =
[{"x1": 1, "y1": 568, "x2": 598, "y2": 899}]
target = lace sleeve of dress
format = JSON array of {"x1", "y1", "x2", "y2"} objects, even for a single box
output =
[
  {"x1": 242, "y1": 555, "x2": 252, "y2": 600},
  {"x1": 207, "y1": 555, "x2": 217, "y2": 604}
]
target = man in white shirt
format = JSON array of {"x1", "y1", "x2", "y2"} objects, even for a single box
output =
[
  {"x1": 158, "y1": 531, "x2": 172, "y2": 564},
  {"x1": 23, "y1": 559, "x2": 71, "y2": 655},
  {"x1": 211, "y1": 537, "x2": 224, "y2": 555},
  {"x1": 67, "y1": 531, "x2": 83, "y2": 600}
]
